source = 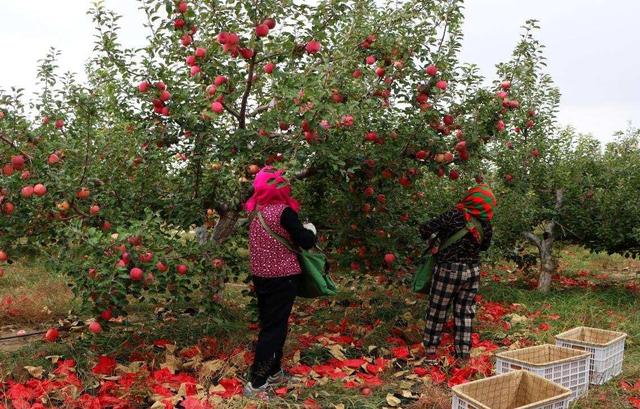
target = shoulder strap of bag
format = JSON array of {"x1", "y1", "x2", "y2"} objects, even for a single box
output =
[
  {"x1": 256, "y1": 211, "x2": 300, "y2": 254},
  {"x1": 440, "y1": 217, "x2": 484, "y2": 251}
]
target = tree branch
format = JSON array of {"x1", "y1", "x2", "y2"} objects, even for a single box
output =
[
  {"x1": 239, "y1": 52, "x2": 258, "y2": 129},
  {"x1": 0, "y1": 132, "x2": 32, "y2": 160},
  {"x1": 523, "y1": 232, "x2": 542, "y2": 250},
  {"x1": 221, "y1": 101, "x2": 241, "y2": 120},
  {"x1": 248, "y1": 98, "x2": 277, "y2": 118}
]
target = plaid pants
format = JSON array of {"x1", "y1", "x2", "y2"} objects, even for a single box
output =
[{"x1": 424, "y1": 262, "x2": 480, "y2": 356}]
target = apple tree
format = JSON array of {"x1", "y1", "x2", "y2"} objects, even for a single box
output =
[{"x1": 1, "y1": 0, "x2": 542, "y2": 318}]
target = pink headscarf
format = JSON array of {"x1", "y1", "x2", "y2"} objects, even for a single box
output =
[{"x1": 245, "y1": 166, "x2": 301, "y2": 213}]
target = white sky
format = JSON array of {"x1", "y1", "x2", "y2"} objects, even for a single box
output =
[{"x1": 1, "y1": 0, "x2": 638, "y2": 143}]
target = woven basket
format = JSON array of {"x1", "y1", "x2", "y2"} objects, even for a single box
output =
[
  {"x1": 555, "y1": 326, "x2": 626, "y2": 385},
  {"x1": 451, "y1": 370, "x2": 572, "y2": 409},
  {"x1": 495, "y1": 344, "x2": 590, "y2": 401}
]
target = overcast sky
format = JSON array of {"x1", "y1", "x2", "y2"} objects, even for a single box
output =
[{"x1": 1, "y1": 1, "x2": 638, "y2": 143}]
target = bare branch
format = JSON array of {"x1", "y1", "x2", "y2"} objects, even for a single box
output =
[
  {"x1": 248, "y1": 98, "x2": 277, "y2": 118},
  {"x1": 523, "y1": 231, "x2": 542, "y2": 250},
  {"x1": 239, "y1": 51, "x2": 258, "y2": 129}
]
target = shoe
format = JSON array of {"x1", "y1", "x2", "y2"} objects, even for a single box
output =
[
  {"x1": 267, "y1": 369, "x2": 290, "y2": 385},
  {"x1": 243, "y1": 382, "x2": 270, "y2": 399}
]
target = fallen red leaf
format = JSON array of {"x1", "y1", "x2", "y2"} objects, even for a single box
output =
[{"x1": 91, "y1": 356, "x2": 117, "y2": 375}]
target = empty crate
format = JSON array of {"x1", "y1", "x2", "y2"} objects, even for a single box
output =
[
  {"x1": 495, "y1": 344, "x2": 590, "y2": 401},
  {"x1": 451, "y1": 370, "x2": 572, "y2": 409},
  {"x1": 555, "y1": 326, "x2": 626, "y2": 385}
]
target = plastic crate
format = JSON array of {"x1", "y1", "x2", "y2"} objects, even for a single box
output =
[
  {"x1": 495, "y1": 344, "x2": 590, "y2": 401},
  {"x1": 451, "y1": 370, "x2": 572, "y2": 409},
  {"x1": 555, "y1": 326, "x2": 626, "y2": 385}
]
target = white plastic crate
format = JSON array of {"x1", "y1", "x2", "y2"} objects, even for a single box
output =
[
  {"x1": 495, "y1": 344, "x2": 590, "y2": 401},
  {"x1": 555, "y1": 326, "x2": 626, "y2": 385},
  {"x1": 451, "y1": 370, "x2": 572, "y2": 409}
]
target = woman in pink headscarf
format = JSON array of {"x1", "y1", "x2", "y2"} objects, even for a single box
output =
[{"x1": 243, "y1": 166, "x2": 316, "y2": 397}]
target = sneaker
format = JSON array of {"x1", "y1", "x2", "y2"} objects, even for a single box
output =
[
  {"x1": 267, "y1": 369, "x2": 290, "y2": 385},
  {"x1": 243, "y1": 382, "x2": 270, "y2": 399}
]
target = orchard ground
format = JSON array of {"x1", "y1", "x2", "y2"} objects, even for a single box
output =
[{"x1": 1, "y1": 246, "x2": 640, "y2": 409}]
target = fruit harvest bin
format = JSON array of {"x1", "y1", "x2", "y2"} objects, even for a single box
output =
[
  {"x1": 451, "y1": 370, "x2": 572, "y2": 409},
  {"x1": 495, "y1": 344, "x2": 590, "y2": 401},
  {"x1": 555, "y1": 326, "x2": 627, "y2": 385}
]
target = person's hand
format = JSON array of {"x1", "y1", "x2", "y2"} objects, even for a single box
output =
[{"x1": 303, "y1": 222, "x2": 317, "y2": 235}]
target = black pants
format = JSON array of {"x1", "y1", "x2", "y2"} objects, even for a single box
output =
[{"x1": 251, "y1": 274, "x2": 299, "y2": 387}]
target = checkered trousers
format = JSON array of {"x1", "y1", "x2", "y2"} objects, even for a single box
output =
[{"x1": 423, "y1": 262, "x2": 480, "y2": 356}]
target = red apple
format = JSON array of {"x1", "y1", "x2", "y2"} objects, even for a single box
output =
[
  {"x1": 364, "y1": 131, "x2": 377, "y2": 142},
  {"x1": 55, "y1": 119, "x2": 64, "y2": 129},
  {"x1": 416, "y1": 150, "x2": 428, "y2": 160},
  {"x1": 263, "y1": 62, "x2": 275, "y2": 74},
  {"x1": 211, "y1": 101, "x2": 224, "y2": 113},
  {"x1": 100, "y1": 309, "x2": 113, "y2": 321},
  {"x1": 305, "y1": 40, "x2": 321, "y2": 54},
  {"x1": 0, "y1": 251, "x2": 7, "y2": 262},
  {"x1": 531, "y1": 148, "x2": 540, "y2": 158},
  {"x1": 174, "y1": 18, "x2": 185, "y2": 30},
  {"x1": 21, "y1": 171, "x2": 30, "y2": 180},
  {"x1": 375, "y1": 67, "x2": 385, "y2": 77},
  {"x1": 44, "y1": 328, "x2": 59, "y2": 342},
  {"x1": 155, "y1": 81, "x2": 166, "y2": 90},
  {"x1": 214, "y1": 75, "x2": 227, "y2": 86},
  {"x1": 2, "y1": 202, "x2": 15, "y2": 215},
  {"x1": 240, "y1": 48, "x2": 254, "y2": 59},
  {"x1": 455, "y1": 141, "x2": 467, "y2": 152},
  {"x1": 33, "y1": 183, "x2": 47, "y2": 196},
  {"x1": 88, "y1": 268, "x2": 97, "y2": 279},
  {"x1": 76, "y1": 187, "x2": 90, "y2": 200},
  {"x1": 177, "y1": 264, "x2": 188, "y2": 275},
  {"x1": 129, "y1": 267, "x2": 144, "y2": 281},
  {"x1": 181, "y1": 34, "x2": 192, "y2": 47},
  {"x1": 48, "y1": 153, "x2": 60, "y2": 165},
  {"x1": 443, "y1": 114, "x2": 454, "y2": 126},
  {"x1": 365, "y1": 55, "x2": 376, "y2": 65},
  {"x1": 263, "y1": 18, "x2": 276, "y2": 29},
  {"x1": 363, "y1": 186, "x2": 374, "y2": 197},
  {"x1": 504, "y1": 174, "x2": 513, "y2": 183},
  {"x1": 11, "y1": 155, "x2": 25, "y2": 170},
  {"x1": 185, "y1": 55, "x2": 196, "y2": 66},
  {"x1": 102, "y1": 221, "x2": 112, "y2": 231},
  {"x1": 89, "y1": 321, "x2": 102, "y2": 334},
  {"x1": 20, "y1": 185, "x2": 34, "y2": 198},
  {"x1": 384, "y1": 253, "x2": 396, "y2": 265},
  {"x1": 449, "y1": 169, "x2": 460, "y2": 180},
  {"x1": 501, "y1": 80, "x2": 511, "y2": 90},
  {"x1": 156, "y1": 261, "x2": 168, "y2": 272},
  {"x1": 212, "y1": 258, "x2": 224, "y2": 269},
  {"x1": 496, "y1": 120, "x2": 505, "y2": 132},
  {"x1": 195, "y1": 47, "x2": 206, "y2": 58},
  {"x1": 352, "y1": 69, "x2": 363, "y2": 79},
  {"x1": 425, "y1": 64, "x2": 438, "y2": 76},
  {"x1": 42, "y1": 116, "x2": 50, "y2": 125},
  {"x1": 190, "y1": 65, "x2": 201, "y2": 77},
  {"x1": 376, "y1": 194, "x2": 386, "y2": 204},
  {"x1": 435, "y1": 80, "x2": 447, "y2": 91},
  {"x1": 255, "y1": 24, "x2": 269, "y2": 37},
  {"x1": 177, "y1": 1, "x2": 188, "y2": 13}
]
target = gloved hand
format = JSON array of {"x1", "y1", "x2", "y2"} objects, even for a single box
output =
[{"x1": 303, "y1": 222, "x2": 317, "y2": 235}]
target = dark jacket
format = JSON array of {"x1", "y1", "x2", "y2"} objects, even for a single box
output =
[{"x1": 419, "y1": 209, "x2": 492, "y2": 265}]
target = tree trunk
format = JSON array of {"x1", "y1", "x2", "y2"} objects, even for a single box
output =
[
  {"x1": 211, "y1": 209, "x2": 240, "y2": 243},
  {"x1": 523, "y1": 189, "x2": 563, "y2": 293}
]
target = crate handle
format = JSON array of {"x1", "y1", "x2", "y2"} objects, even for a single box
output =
[{"x1": 510, "y1": 364, "x2": 522, "y2": 370}]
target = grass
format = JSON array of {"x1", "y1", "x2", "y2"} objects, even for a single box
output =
[
  {"x1": 0, "y1": 245, "x2": 639, "y2": 408},
  {"x1": 0, "y1": 259, "x2": 75, "y2": 327}
]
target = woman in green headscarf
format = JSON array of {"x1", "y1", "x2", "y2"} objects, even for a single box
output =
[{"x1": 419, "y1": 184, "x2": 496, "y2": 363}]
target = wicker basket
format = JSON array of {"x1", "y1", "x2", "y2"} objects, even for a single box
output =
[
  {"x1": 555, "y1": 326, "x2": 626, "y2": 385},
  {"x1": 495, "y1": 344, "x2": 590, "y2": 401},
  {"x1": 451, "y1": 370, "x2": 572, "y2": 409}
]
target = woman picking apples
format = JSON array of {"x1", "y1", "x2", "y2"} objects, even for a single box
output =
[
  {"x1": 420, "y1": 184, "x2": 495, "y2": 364},
  {"x1": 243, "y1": 167, "x2": 317, "y2": 397}
]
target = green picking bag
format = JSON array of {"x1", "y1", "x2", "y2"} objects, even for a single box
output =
[
  {"x1": 412, "y1": 218, "x2": 484, "y2": 294},
  {"x1": 256, "y1": 212, "x2": 337, "y2": 298}
]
